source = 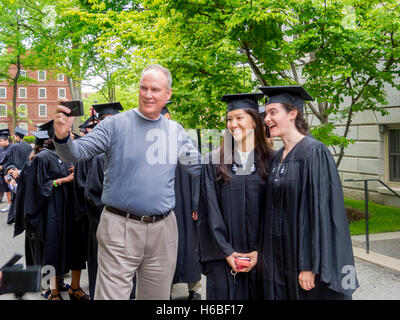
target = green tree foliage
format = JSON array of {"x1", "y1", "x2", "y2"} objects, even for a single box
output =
[
  {"x1": 0, "y1": 0, "x2": 52, "y2": 130},
  {"x1": 83, "y1": 1, "x2": 400, "y2": 166}
]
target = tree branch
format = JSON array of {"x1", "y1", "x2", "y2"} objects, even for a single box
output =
[
  {"x1": 290, "y1": 62, "x2": 299, "y2": 83},
  {"x1": 238, "y1": 39, "x2": 268, "y2": 86}
]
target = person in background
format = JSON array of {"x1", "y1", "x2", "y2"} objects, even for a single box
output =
[
  {"x1": 82, "y1": 101, "x2": 126, "y2": 299},
  {"x1": 161, "y1": 105, "x2": 203, "y2": 301},
  {"x1": 198, "y1": 93, "x2": 272, "y2": 300},
  {"x1": 23, "y1": 120, "x2": 89, "y2": 300},
  {"x1": 8, "y1": 127, "x2": 33, "y2": 170},
  {"x1": 0, "y1": 129, "x2": 14, "y2": 213},
  {"x1": 258, "y1": 85, "x2": 358, "y2": 300}
]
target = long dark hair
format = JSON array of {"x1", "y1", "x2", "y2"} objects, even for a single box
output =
[
  {"x1": 216, "y1": 108, "x2": 272, "y2": 183},
  {"x1": 281, "y1": 103, "x2": 310, "y2": 135}
]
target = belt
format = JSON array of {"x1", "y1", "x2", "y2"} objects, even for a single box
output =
[{"x1": 105, "y1": 206, "x2": 171, "y2": 224}]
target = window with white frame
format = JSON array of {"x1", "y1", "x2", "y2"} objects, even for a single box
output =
[
  {"x1": 57, "y1": 73, "x2": 64, "y2": 81},
  {"x1": 58, "y1": 88, "x2": 66, "y2": 99},
  {"x1": 20, "y1": 70, "x2": 27, "y2": 77},
  {"x1": 18, "y1": 104, "x2": 27, "y2": 118},
  {"x1": 19, "y1": 123, "x2": 28, "y2": 131},
  {"x1": 19, "y1": 87, "x2": 27, "y2": 99},
  {"x1": 39, "y1": 104, "x2": 47, "y2": 117},
  {"x1": 38, "y1": 88, "x2": 46, "y2": 98},
  {"x1": 38, "y1": 70, "x2": 46, "y2": 81},
  {"x1": 0, "y1": 87, "x2": 6, "y2": 98},
  {"x1": 388, "y1": 128, "x2": 400, "y2": 183},
  {"x1": 0, "y1": 104, "x2": 6, "y2": 117},
  {"x1": 0, "y1": 123, "x2": 7, "y2": 130}
]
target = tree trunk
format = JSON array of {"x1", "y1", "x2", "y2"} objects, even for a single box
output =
[
  {"x1": 12, "y1": 55, "x2": 21, "y2": 133},
  {"x1": 336, "y1": 104, "x2": 354, "y2": 167}
]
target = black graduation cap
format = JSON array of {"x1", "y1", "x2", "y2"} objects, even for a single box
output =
[
  {"x1": 161, "y1": 101, "x2": 172, "y2": 116},
  {"x1": 0, "y1": 129, "x2": 10, "y2": 139},
  {"x1": 92, "y1": 102, "x2": 123, "y2": 117},
  {"x1": 79, "y1": 116, "x2": 98, "y2": 130},
  {"x1": 71, "y1": 132, "x2": 80, "y2": 139},
  {"x1": 4, "y1": 163, "x2": 17, "y2": 173},
  {"x1": 38, "y1": 120, "x2": 54, "y2": 138},
  {"x1": 161, "y1": 107, "x2": 170, "y2": 115},
  {"x1": 30, "y1": 130, "x2": 50, "y2": 140},
  {"x1": 259, "y1": 85, "x2": 314, "y2": 113},
  {"x1": 221, "y1": 93, "x2": 265, "y2": 111},
  {"x1": 14, "y1": 126, "x2": 27, "y2": 138}
]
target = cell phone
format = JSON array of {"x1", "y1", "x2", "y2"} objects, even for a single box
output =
[
  {"x1": 234, "y1": 256, "x2": 251, "y2": 268},
  {"x1": 59, "y1": 100, "x2": 84, "y2": 117}
]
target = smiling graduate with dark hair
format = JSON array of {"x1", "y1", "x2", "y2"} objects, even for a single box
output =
[{"x1": 198, "y1": 92, "x2": 273, "y2": 300}]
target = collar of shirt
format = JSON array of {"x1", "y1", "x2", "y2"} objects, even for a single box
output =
[{"x1": 134, "y1": 108, "x2": 161, "y2": 121}]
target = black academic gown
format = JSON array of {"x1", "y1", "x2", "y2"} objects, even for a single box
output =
[
  {"x1": 0, "y1": 144, "x2": 14, "y2": 193},
  {"x1": 69, "y1": 159, "x2": 92, "y2": 267},
  {"x1": 84, "y1": 153, "x2": 105, "y2": 299},
  {"x1": 8, "y1": 141, "x2": 32, "y2": 170},
  {"x1": 12, "y1": 161, "x2": 33, "y2": 265},
  {"x1": 198, "y1": 150, "x2": 267, "y2": 300},
  {"x1": 172, "y1": 163, "x2": 202, "y2": 285},
  {"x1": 259, "y1": 135, "x2": 359, "y2": 300},
  {"x1": 7, "y1": 143, "x2": 32, "y2": 224},
  {"x1": 23, "y1": 148, "x2": 85, "y2": 275}
]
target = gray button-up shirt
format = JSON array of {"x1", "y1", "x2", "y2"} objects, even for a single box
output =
[{"x1": 54, "y1": 108, "x2": 202, "y2": 215}]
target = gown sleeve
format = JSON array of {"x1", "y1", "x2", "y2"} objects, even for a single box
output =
[
  {"x1": 298, "y1": 142, "x2": 359, "y2": 296},
  {"x1": 23, "y1": 153, "x2": 52, "y2": 234},
  {"x1": 198, "y1": 163, "x2": 234, "y2": 261}
]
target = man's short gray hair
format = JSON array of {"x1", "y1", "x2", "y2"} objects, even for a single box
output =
[{"x1": 140, "y1": 64, "x2": 173, "y2": 90}]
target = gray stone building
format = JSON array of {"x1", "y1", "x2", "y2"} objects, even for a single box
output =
[{"x1": 332, "y1": 84, "x2": 400, "y2": 207}]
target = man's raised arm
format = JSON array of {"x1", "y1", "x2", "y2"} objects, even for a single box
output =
[{"x1": 53, "y1": 105, "x2": 112, "y2": 162}]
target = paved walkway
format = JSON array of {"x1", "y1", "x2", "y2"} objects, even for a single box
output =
[{"x1": 352, "y1": 232, "x2": 400, "y2": 274}]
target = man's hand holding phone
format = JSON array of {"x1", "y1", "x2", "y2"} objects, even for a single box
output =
[{"x1": 54, "y1": 103, "x2": 76, "y2": 140}]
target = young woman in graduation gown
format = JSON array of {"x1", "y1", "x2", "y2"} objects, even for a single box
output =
[
  {"x1": 258, "y1": 86, "x2": 359, "y2": 300},
  {"x1": 23, "y1": 123, "x2": 89, "y2": 300},
  {"x1": 198, "y1": 93, "x2": 273, "y2": 300}
]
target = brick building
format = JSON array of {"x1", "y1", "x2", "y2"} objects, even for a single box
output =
[{"x1": 0, "y1": 65, "x2": 71, "y2": 135}]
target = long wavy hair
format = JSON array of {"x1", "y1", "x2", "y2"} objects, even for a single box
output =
[{"x1": 216, "y1": 108, "x2": 272, "y2": 183}]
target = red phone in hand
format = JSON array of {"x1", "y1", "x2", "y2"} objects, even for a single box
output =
[{"x1": 235, "y1": 256, "x2": 251, "y2": 269}]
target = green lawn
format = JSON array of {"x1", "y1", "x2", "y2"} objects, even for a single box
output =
[{"x1": 345, "y1": 198, "x2": 400, "y2": 235}]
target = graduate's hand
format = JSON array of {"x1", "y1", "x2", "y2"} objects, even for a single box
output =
[
  {"x1": 10, "y1": 179, "x2": 16, "y2": 187},
  {"x1": 298, "y1": 271, "x2": 315, "y2": 291},
  {"x1": 62, "y1": 172, "x2": 74, "y2": 184},
  {"x1": 192, "y1": 211, "x2": 198, "y2": 221},
  {"x1": 68, "y1": 166, "x2": 75, "y2": 173},
  {"x1": 235, "y1": 251, "x2": 258, "y2": 273},
  {"x1": 54, "y1": 105, "x2": 75, "y2": 140},
  {"x1": 226, "y1": 252, "x2": 241, "y2": 273}
]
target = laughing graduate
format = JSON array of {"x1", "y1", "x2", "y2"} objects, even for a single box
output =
[{"x1": 258, "y1": 85, "x2": 359, "y2": 300}]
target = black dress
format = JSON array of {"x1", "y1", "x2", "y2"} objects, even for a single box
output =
[
  {"x1": 172, "y1": 163, "x2": 202, "y2": 285},
  {"x1": 23, "y1": 149, "x2": 86, "y2": 275},
  {"x1": 198, "y1": 150, "x2": 267, "y2": 300},
  {"x1": 84, "y1": 153, "x2": 105, "y2": 299},
  {"x1": 259, "y1": 135, "x2": 359, "y2": 300}
]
